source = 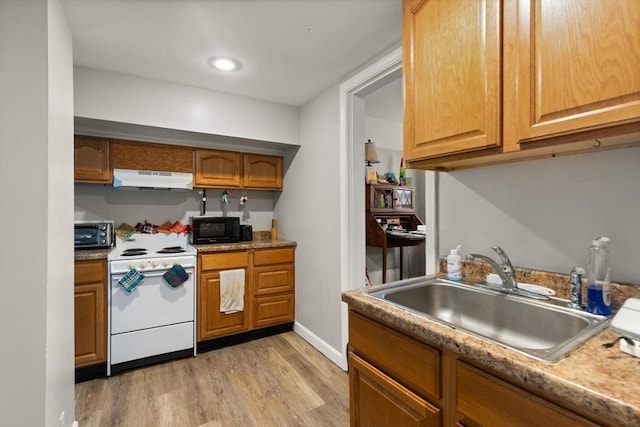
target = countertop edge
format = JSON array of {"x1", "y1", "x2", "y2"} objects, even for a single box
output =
[
  {"x1": 192, "y1": 239, "x2": 297, "y2": 253},
  {"x1": 74, "y1": 239, "x2": 297, "y2": 261},
  {"x1": 342, "y1": 286, "x2": 640, "y2": 426}
]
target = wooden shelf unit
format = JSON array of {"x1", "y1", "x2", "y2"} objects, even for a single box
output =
[{"x1": 366, "y1": 184, "x2": 425, "y2": 283}]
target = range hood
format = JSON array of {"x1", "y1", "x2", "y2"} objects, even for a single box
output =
[{"x1": 113, "y1": 168, "x2": 193, "y2": 190}]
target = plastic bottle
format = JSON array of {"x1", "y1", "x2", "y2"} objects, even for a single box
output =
[
  {"x1": 586, "y1": 237, "x2": 611, "y2": 315},
  {"x1": 447, "y1": 245, "x2": 462, "y2": 281}
]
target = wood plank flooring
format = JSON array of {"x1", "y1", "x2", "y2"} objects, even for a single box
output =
[{"x1": 75, "y1": 332, "x2": 349, "y2": 427}]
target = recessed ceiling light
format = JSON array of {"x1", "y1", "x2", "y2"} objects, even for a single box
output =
[{"x1": 208, "y1": 56, "x2": 240, "y2": 71}]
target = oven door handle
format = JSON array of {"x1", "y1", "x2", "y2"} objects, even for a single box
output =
[{"x1": 112, "y1": 268, "x2": 194, "y2": 280}]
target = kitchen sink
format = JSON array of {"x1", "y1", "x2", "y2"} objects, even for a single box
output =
[{"x1": 366, "y1": 277, "x2": 610, "y2": 363}]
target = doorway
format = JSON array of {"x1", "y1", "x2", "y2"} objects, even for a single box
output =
[{"x1": 337, "y1": 47, "x2": 438, "y2": 370}]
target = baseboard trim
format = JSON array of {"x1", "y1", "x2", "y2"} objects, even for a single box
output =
[
  {"x1": 75, "y1": 362, "x2": 107, "y2": 383},
  {"x1": 197, "y1": 323, "x2": 294, "y2": 353},
  {"x1": 294, "y1": 321, "x2": 348, "y2": 371}
]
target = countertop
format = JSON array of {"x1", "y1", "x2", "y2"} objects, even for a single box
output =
[
  {"x1": 74, "y1": 238, "x2": 296, "y2": 261},
  {"x1": 193, "y1": 238, "x2": 296, "y2": 253},
  {"x1": 74, "y1": 248, "x2": 112, "y2": 261},
  {"x1": 342, "y1": 278, "x2": 640, "y2": 426}
]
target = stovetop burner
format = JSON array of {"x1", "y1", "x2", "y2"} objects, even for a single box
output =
[
  {"x1": 121, "y1": 249, "x2": 148, "y2": 256},
  {"x1": 156, "y1": 246, "x2": 186, "y2": 254}
]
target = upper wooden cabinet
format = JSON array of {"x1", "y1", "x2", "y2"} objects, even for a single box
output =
[
  {"x1": 110, "y1": 139, "x2": 194, "y2": 173},
  {"x1": 74, "y1": 135, "x2": 284, "y2": 189},
  {"x1": 195, "y1": 150, "x2": 283, "y2": 190},
  {"x1": 194, "y1": 149, "x2": 242, "y2": 188},
  {"x1": 243, "y1": 154, "x2": 283, "y2": 189},
  {"x1": 403, "y1": 0, "x2": 640, "y2": 171},
  {"x1": 505, "y1": 0, "x2": 640, "y2": 147},
  {"x1": 74, "y1": 135, "x2": 111, "y2": 183},
  {"x1": 403, "y1": 0, "x2": 501, "y2": 160}
]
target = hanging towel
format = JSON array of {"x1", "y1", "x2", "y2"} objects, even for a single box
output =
[
  {"x1": 163, "y1": 264, "x2": 189, "y2": 288},
  {"x1": 119, "y1": 268, "x2": 145, "y2": 292},
  {"x1": 219, "y1": 269, "x2": 245, "y2": 313}
]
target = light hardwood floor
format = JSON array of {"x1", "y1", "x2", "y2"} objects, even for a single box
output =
[{"x1": 76, "y1": 332, "x2": 349, "y2": 427}]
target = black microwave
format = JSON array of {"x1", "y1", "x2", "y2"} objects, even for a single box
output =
[
  {"x1": 190, "y1": 216, "x2": 241, "y2": 245},
  {"x1": 74, "y1": 221, "x2": 114, "y2": 250}
]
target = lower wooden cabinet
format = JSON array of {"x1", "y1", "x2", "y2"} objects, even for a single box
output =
[
  {"x1": 455, "y1": 362, "x2": 595, "y2": 427},
  {"x1": 252, "y1": 247, "x2": 295, "y2": 328},
  {"x1": 349, "y1": 352, "x2": 441, "y2": 427},
  {"x1": 198, "y1": 246, "x2": 295, "y2": 342},
  {"x1": 198, "y1": 252, "x2": 250, "y2": 340},
  {"x1": 348, "y1": 310, "x2": 602, "y2": 427},
  {"x1": 74, "y1": 260, "x2": 107, "y2": 367}
]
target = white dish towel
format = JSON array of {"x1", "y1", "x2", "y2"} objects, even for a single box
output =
[{"x1": 219, "y1": 269, "x2": 245, "y2": 313}]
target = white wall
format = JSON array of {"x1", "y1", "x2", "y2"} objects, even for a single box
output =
[
  {"x1": 439, "y1": 146, "x2": 640, "y2": 284},
  {"x1": 0, "y1": 0, "x2": 75, "y2": 426},
  {"x1": 74, "y1": 185, "x2": 277, "y2": 231},
  {"x1": 74, "y1": 66, "x2": 300, "y2": 146},
  {"x1": 275, "y1": 85, "x2": 345, "y2": 359}
]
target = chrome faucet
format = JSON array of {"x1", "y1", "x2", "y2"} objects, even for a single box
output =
[{"x1": 466, "y1": 246, "x2": 518, "y2": 291}]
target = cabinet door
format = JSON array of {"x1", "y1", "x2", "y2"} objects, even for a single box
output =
[
  {"x1": 505, "y1": 0, "x2": 640, "y2": 147},
  {"x1": 198, "y1": 270, "x2": 249, "y2": 340},
  {"x1": 394, "y1": 188, "x2": 415, "y2": 212},
  {"x1": 194, "y1": 149, "x2": 241, "y2": 188},
  {"x1": 403, "y1": 0, "x2": 501, "y2": 161},
  {"x1": 349, "y1": 352, "x2": 441, "y2": 427},
  {"x1": 74, "y1": 135, "x2": 111, "y2": 183},
  {"x1": 74, "y1": 260, "x2": 107, "y2": 367},
  {"x1": 368, "y1": 185, "x2": 396, "y2": 213},
  {"x1": 243, "y1": 154, "x2": 283, "y2": 189}
]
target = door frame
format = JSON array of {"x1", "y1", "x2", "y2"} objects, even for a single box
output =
[{"x1": 337, "y1": 47, "x2": 438, "y2": 369}]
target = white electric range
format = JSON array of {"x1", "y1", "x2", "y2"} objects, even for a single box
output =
[{"x1": 108, "y1": 233, "x2": 197, "y2": 375}]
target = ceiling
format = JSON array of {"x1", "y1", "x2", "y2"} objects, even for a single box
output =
[{"x1": 62, "y1": 0, "x2": 402, "y2": 108}]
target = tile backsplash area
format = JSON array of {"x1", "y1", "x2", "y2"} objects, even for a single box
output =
[
  {"x1": 439, "y1": 258, "x2": 640, "y2": 311},
  {"x1": 74, "y1": 184, "x2": 276, "y2": 230}
]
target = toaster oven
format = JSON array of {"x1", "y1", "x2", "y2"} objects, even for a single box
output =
[{"x1": 74, "y1": 221, "x2": 114, "y2": 250}]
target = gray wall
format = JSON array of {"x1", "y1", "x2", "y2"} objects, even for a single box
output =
[
  {"x1": 75, "y1": 185, "x2": 277, "y2": 231},
  {"x1": 439, "y1": 146, "x2": 640, "y2": 284},
  {"x1": 0, "y1": 0, "x2": 76, "y2": 426},
  {"x1": 276, "y1": 84, "x2": 345, "y2": 359}
]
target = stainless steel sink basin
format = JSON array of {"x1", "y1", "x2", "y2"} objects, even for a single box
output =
[{"x1": 366, "y1": 277, "x2": 610, "y2": 363}]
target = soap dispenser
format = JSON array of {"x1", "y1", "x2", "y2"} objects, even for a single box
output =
[{"x1": 447, "y1": 245, "x2": 462, "y2": 281}]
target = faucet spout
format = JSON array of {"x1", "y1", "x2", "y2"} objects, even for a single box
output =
[{"x1": 466, "y1": 246, "x2": 517, "y2": 291}]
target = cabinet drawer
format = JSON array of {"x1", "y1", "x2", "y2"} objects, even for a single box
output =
[
  {"x1": 456, "y1": 362, "x2": 597, "y2": 426},
  {"x1": 200, "y1": 252, "x2": 249, "y2": 271},
  {"x1": 254, "y1": 265, "x2": 294, "y2": 295},
  {"x1": 74, "y1": 260, "x2": 106, "y2": 285},
  {"x1": 253, "y1": 247, "x2": 294, "y2": 266},
  {"x1": 349, "y1": 311, "x2": 440, "y2": 401},
  {"x1": 253, "y1": 293, "x2": 294, "y2": 328}
]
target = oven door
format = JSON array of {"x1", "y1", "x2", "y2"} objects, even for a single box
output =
[
  {"x1": 110, "y1": 268, "x2": 194, "y2": 334},
  {"x1": 110, "y1": 267, "x2": 195, "y2": 367}
]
